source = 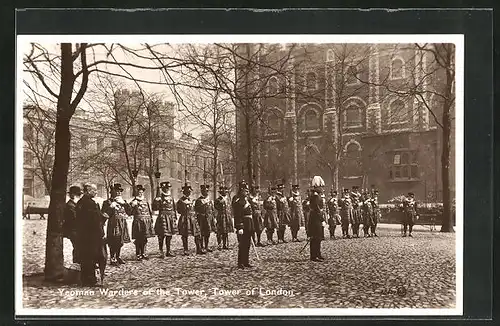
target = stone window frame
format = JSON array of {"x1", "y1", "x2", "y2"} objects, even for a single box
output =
[
  {"x1": 266, "y1": 76, "x2": 279, "y2": 96},
  {"x1": 326, "y1": 49, "x2": 335, "y2": 62},
  {"x1": 304, "y1": 71, "x2": 319, "y2": 92},
  {"x1": 343, "y1": 97, "x2": 366, "y2": 130},
  {"x1": 390, "y1": 56, "x2": 406, "y2": 80},
  {"x1": 387, "y1": 98, "x2": 411, "y2": 126},
  {"x1": 346, "y1": 65, "x2": 361, "y2": 86},
  {"x1": 263, "y1": 107, "x2": 284, "y2": 136},
  {"x1": 342, "y1": 139, "x2": 363, "y2": 178},
  {"x1": 389, "y1": 149, "x2": 419, "y2": 181}
]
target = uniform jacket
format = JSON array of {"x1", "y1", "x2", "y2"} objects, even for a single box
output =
[
  {"x1": 288, "y1": 193, "x2": 304, "y2": 229},
  {"x1": 195, "y1": 195, "x2": 216, "y2": 233},
  {"x1": 263, "y1": 195, "x2": 278, "y2": 229},
  {"x1": 153, "y1": 193, "x2": 178, "y2": 236},
  {"x1": 232, "y1": 195, "x2": 254, "y2": 233},
  {"x1": 307, "y1": 190, "x2": 326, "y2": 239},
  {"x1": 214, "y1": 195, "x2": 234, "y2": 234},
  {"x1": 63, "y1": 199, "x2": 78, "y2": 239},
  {"x1": 177, "y1": 195, "x2": 201, "y2": 237}
]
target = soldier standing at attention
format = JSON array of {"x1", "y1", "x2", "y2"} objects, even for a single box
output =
[
  {"x1": 361, "y1": 191, "x2": 374, "y2": 237},
  {"x1": 233, "y1": 181, "x2": 255, "y2": 269},
  {"x1": 263, "y1": 186, "x2": 278, "y2": 245},
  {"x1": 249, "y1": 185, "x2": 265, "y2": 247},
  {"x1": 302, "y1": 189, "x2": 311, "y2": 238},
  {"x1": 288, "y1": 184, "x2": 304, "y2": 242},
  {"x1": 153, "y1": 181, "x2": 177, "y2": 258},
  {"x1": 327, "y1": 189, "x2": 340, "y2": 239},
  {"x1": 63, "y1": 185, "x2": 82, "y2": 264},
  {"x1": 370, "y1": 189, "x2": 380, "y2": 237},
  {"x1": 275, "y1": 184, "x2": 291, "y2": 243},
  {"x1": 339, "y1": 188, "x2": 353, "y2": 239},
  {"x1": 350, "y1": 186, "x2": 362, "y2": 238},
  {"x1": 214, "y1": 186, "x2": 234, "y2": 250},
  {"x1": 308, "y1": 176, "x2": 327, "y2": 262},
  {"x1": 102, "y1": 183, "x2": 131, "y2": 265},
  {"x1": 195, "y1": 184, "x2": 216, "y2": 253},
  {"x1": 402, "y1": 192, "x2": 419, "y2": 237},
  {"x1": 177, "y1": 183, "x2": 205, "y2": 255},
  {"x1": 130, "y1": 185, "x2": 155, "y2": 261}
]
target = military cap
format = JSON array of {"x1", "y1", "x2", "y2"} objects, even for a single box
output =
[
  {"x1": 352, "y1": 185, "x2": 359, "y2": 190},
  {"x1": 331, "y1": 189, "x2": 338, "y2": 194},
  {"x1": 277, "y1": 183, "x2": 285, "y2": 189},
  {"x1": 113, "y1": 183, "x2": 124, "y2": 192},
  {"x1": 239, "y1": 181, "x2": 249, "y2": 190},
  {"x1": 292, "y1": 184, "x2": 300, "y2": 190},
  {"x1": 200, "y1": 184, "x2": 210, "y2": 191},
  {"x1": 160, "y1": 181, "x2": 172, "y2": 189},
  {"x1": 408, "y1": 192, "x2": 415, "y2": 196},
  {"x1": 219, "y1": 185, "x2": 227, "y2": 192},
  {"x1": 343, "y1": 188, "x2": 350, "y2": 192},
  {"x1": 68, "y1": 185, "x2": 82, "y2": 195},
  {"x1": 270, "y1": 186, "x2": 277, "y2": 190},
  {"x1": 136, "y1": 184, "x2": 146, "y2": 192},
  {"x1": 182, "y1": 183, "x2": 192, "y2": 191}
]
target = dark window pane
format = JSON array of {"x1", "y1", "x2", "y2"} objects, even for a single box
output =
[
  {"x1": 401, "y1": 152, "x2": 409, "y2": 164},
  {"x1": 394, "y1": 166, "x2": 401, "y2": 178},
  {"x1": 411, "y1": 165, "x2": 418, "y2": 178},
  {"x1": 305, "y1": 110, "x2": 319, "y2": 130},
  {"x1": 402, "y1": 166, "x2": 409, "y2": 178}
]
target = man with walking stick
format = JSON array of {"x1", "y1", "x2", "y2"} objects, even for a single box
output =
[{"x1": 233, "y1": 181, "x2": 255, "y2": 269}]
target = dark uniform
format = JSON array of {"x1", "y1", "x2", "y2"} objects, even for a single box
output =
[
  {"x1": 275, "y1": 184, "x2": 291, "y2": 243},
  {"x1": 370, "y1": 190, "x2": 380, "y2": 236},
  {"x1": 214, "y1": 186, "x2": 234, "y2": 250},
  {"x1": 102, "y1": 183, "x2": 131, "y2": 265},
  {"x1": 302, "y1": 190, "x2": 311, "y2": 237},
  {"x1": 249, "y1": 186, "x2": 265, "y2": 247},
  {"x1": 177, "y1": 183, "x2": 204, "y2": 255},
  {"x1": 288, "y1": 185, "x2": 304, "y2": 242},
  {"x1": 76, "y1": 190, "x2": 108, "y2": 286},
  {"x1": 350, "y1": 187, "x2": 362, "y2": 238},
  {"x1": 130, "y1": 185, "x2": 155, "y2": 260},
  {"x1": 195, "y1": 185, "x2": 216, "y2": 253},
  {"x1": 402, "y1": 192, "x2": 418, "y2": 237},
  {"x1": 153, "y1": 181, "x2": 177, "y2": 258},
  {"x1": 263, "y1": 187, "x2": 278, "y2": 245},
  {"x1": 233, "y1": 181, "x2": 254, "y2": 268},
  {"x1": 339, "y1": 188, "x2": 353, "y2": 238},
  {"x1": 361, "y1": 192, "x2": 374, "y2": 237},
  {"x1": 308, "y1": 186, "x2": 326, "y2": 261},
  {"x1": 63, "y1": 186, "x2": 82, "y2": 264},
  {"x1": 327, "y1": 191, "x2": 341, "y2": 239}
]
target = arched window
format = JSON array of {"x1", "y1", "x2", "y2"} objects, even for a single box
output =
[
  {"x1": 346, "y1": 65, "x2": 359, "y2": 84},
  {"x1": 306, "y1": 72, "x2": 317, "y2": 91},
  {"x1": 267, "y1": 76, "x2": 279, "y2": 95},
  {"x1": 304, "y1": 109, "x2": 320, "y2": 131},
  {"x1": 343, "y1": 142, "x2": 362, "y2": 177},
  {"x1": 265, "y1": 110, "x2": 282, "y2": 135},
  {"x1": 391, "y1": 58, "x2": 405, "y2": 79},
  {"x1": 388, "y1": 99, "x2": 410, "y2": 125},
  {"x1": 344, "y1": 104, "x2": 362, "y2": 128},
  {"x1": 326, "y1": 49, "x2": 335, "y2": 62}
]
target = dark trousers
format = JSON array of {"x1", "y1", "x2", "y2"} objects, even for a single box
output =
[
  {"x1": 403, "y1": 223, "x2": 414, "y2": 234},
  {"x1": 108, "y1": 239, "x2": 123, "y2": 259},
  {"x1": 134, "y1": 236, "x2": 147, "y2": 256},
  {"x1": 310, "y1": 237, "x2": 322, "y2": 259},
  {"x1": 329, "y1": 225, "x2": 336, "y2": 237},
  {"x1": 238, "y1": 232, "x2": 251, "y2": 266},
  {"x1": 158, "y1": 235, "x2": 172, "y2": 252},
  {"x1": 352, "y1": 223, "x2": 360, "y2": 236},
  {"x1": 69, "y1": 237, "x2": 79, "y2": 263},
  {"x1": 80, "y1": 260, "x2": 97, "y2": 285},
  {"x1": 277, "y1": 225, "x2": 287, "y2": 240},
  {"x1": 371, "y1": 223, "x2": 377, "y2": 234},
  {"x1": 341, "y1": 221, "x2": 349, "y2": 236}
]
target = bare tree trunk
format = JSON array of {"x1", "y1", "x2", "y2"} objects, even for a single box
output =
[{"x1": 44, "y1": 44, "x2": 73, "y2": 282}]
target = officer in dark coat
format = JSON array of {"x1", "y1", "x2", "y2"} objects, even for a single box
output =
[
  {"x1": 402, "y1": 192, "x2": 419, "y2": 237},
  {"x1": 339, "y1": 188, "x2": 353, "y2": 239},
  {"x1": 361, "y1": 191, "x2": 374, "y2": 237},
  {"x1": 214, "y1": 186, "x2": 234, "y2": 250},
  {"x1": 233, "y1": 181, "x2": 255, "y2": 269},
  {"x1": 249, "y1": 185, "x2": 265, "y2": 247},
  {"x1": 288, "y1": 184, "x2": 304, "y2": 242},
  {"x1": 302, "y1": 189, "x2": 311, "y2": 237},
  {"x1": 350, "y1": 186, "x2": 362, "y2": 238},
  {"x1": 63, "y1": 185, "x2": 82, "y2": 264},
  {"x1": 153, "y1": 181, "x2": 177, "y2": 258},
  {"x1": 308, "y1": 176, "x2": 326, "y2": 262},
  {"x1": 327, "y1": 189, "x2": 340, "y2": 239},
  {"x1": 195, "y1": 184, "x2": 216, "y2": 253},
  {"x1": 370, "y1": 189, "x2": 381, "y2": 237},
  {"x1": 130, "y1": 185, "x2": 155, "y2": 260},
  {"x1": 76, "y1": 184, "x2": 108, "y2": 286},
  {"x1": 102, "y1": 183, "x2": 131, "y2": 265},
  {"x1": 263, "y1": 186, "x2": 278, "y2": 245},
  {"x1": 177, "y1": 183, "x2": 204, "y2": 255},
  {"x1": 275, "y1": 184, "x2": 291, "y2": 243}
]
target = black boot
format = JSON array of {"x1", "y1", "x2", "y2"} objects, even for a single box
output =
[
  {"x1": 166, "y1": 236, "x2": 175, "y2": 257},
  {"x1": 182, "y1": 236, "x2": 189, "y2": 255},
  {"x1": 196, "y1": 237, "x2": 206, "y2": 254},
  {"x1": 116, "y1": 247, "x2": 126, "y2": 264}
]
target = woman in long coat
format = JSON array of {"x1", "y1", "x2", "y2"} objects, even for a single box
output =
[
  {"x1": 153, "y1": 181, "x2": 177, "y2": 258},
  {"x1": 130, "y1": 185, "x2": 155, "y2": 260},
  {"x1": 177, "y1": 183, "x2": 204, "y2": 255},
  {"x1": 102, "y1": 183, "x2": 131, "y2": 265}
]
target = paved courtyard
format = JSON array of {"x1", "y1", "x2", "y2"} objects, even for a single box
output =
[{"x1": 21, "y1": 219, "x2": 456, "y2": 309}]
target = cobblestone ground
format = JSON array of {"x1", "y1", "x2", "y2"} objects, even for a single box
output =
[{"x1": 21, "y1": 219, "x2": 456, "y2": 309}]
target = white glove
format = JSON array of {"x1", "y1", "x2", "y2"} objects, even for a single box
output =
[
  {"x1": 110, "y1": 202, "x2": 118, "y2": 209},
  {"x1": 416, "y1": 215, "x2": 420, "y2": 220},
  {"x1": 322, "y1": 221, "x2": 327, "y2": 227},
  {"x1": 155, "y1": 197, "x2": 161, "y2": 201},
  {"x1": 237, "y1": 229, "x2": 244, "y2": 235}
]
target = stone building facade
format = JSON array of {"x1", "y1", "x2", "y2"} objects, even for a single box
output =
[{"x1": 235, "y1": 43, "x2": 455, "y2": 203}]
